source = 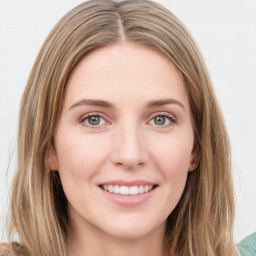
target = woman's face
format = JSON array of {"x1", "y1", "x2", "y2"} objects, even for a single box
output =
[{"x1": 50, "y1": 43, "x2": 195, "y2": 239}]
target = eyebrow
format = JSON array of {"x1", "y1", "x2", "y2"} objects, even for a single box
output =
[
  {"x1": 146, "y1": 99, "x2": 185, "y2": 111},
  {"x1": 69, "y1": 98, "x2": 185, "y2": 111},
  {"x1": 69, "y1": 99, "x2": 114, "y2": 110}
]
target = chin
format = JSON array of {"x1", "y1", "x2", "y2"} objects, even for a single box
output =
[{"x1": 99, "y1": 215, "x2": 166, "y2": 240}]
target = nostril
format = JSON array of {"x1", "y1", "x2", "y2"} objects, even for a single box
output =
[{"x1": 113, "y1": 159, "x2": 145, "y2": 169}]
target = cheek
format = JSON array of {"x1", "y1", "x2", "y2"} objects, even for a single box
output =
[
  {"x1": 145, "y1": 135, "x2": 193, "y2": 219},
  {"x1": 54, "y1": 131, "x2": 107, "y2": 205},
  {"x1": 150, "y1": 133, "x2": 193, "y2": 193},
  {"x1": 152, "y1": 136, "x2": 193, "y2": 172},
  {"x1": 55, "y1": 130, "x2": 107, "y2": 174}
]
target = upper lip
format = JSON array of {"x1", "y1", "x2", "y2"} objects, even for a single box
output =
[{"x1": 99, "y1": 180, "x2": 157, "y2": 186}]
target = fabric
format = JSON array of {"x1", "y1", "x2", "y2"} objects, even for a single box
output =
[{"x1": 238, "y1": 232, "x2": 256, "y2": 256}]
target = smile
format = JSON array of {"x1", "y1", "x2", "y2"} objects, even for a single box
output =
[
  {"x1": 100, "y1": 184, "x2": 155, "y2": 195},
  {"x1": 98, "y1": 182, "x2": 158, "y2": 206}
]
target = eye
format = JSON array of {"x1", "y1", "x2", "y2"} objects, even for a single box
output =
[
  {"x1": 153, "y1": 116, "x2": 168, "y2": 125},
  {"x1": 80, "y1": 114, "x2": 107, "y2": 127},
  {"x1": 149, "y1": 113, "x2": 176, "y2": 126}
]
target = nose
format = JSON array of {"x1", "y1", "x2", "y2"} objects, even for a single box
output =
[{"x1": 110, "y1": 122, "x2": 148, "y2": 169}]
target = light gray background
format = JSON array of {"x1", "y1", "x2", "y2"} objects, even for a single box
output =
[{"x1": 0, "y1": 0, "x2": 255, "y2": 243}]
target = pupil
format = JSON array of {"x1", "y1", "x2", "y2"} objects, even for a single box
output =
[
  {"x1": 88, "y1": 116, "x2": 100, "y2": 125},
  {"x1": 154, "y1": 116, "x2": 165, "y2": 125}
]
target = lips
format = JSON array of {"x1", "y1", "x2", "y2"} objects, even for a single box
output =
[{"x1": 98, "y1": 181, "x2": 158, "y2": 206}]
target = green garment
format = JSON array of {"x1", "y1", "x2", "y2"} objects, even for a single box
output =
[{"x1": 239, "y1": 232, "x2": 256, "y2": 256}]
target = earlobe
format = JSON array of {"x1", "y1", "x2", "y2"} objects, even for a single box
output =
[
  {"x1": 188, "y1": 162, "x2": 197, "y2": 172},
  {"x1": 45, "y1": 143, "x2": 59, "y2": 171}
]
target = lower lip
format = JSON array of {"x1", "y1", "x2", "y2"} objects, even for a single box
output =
[{"x1": 99, "y1": 187, "x2": 157, "y2": 206}]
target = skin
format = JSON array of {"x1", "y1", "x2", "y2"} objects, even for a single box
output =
[{"x1": 49, "y1": 43, "x2": 196, "y2": 256}]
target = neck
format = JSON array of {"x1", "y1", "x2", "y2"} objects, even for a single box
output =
[{"x1": 67, "y1": 217, "x2": 169, "y2": 256}]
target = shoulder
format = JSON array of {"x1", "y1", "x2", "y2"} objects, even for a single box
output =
[
  {"x1": 234, "y1": 246, "x2": 241, "y2": 256},
  {"x1": 238, "y1": 232, "x2": 256, "y2": 256}
]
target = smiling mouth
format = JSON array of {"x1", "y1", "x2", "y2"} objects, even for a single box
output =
[{"x1": 99, "y1": 184, "x2": 158, "y2": 195}]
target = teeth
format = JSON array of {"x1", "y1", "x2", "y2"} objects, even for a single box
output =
[
  {"x1": 138, "y1": 185, "x2": 144, "y2": 193},
  {"x1": 114, "y1": 185, "x2": 120, "y2": 193},
  {"x1": 109, "y1": 185, "x2": 114, "y2": 192},
  {"x1": 130, "y1": 186, "x2": 138, "y2": 195},
  {"x1": 120, "y1": 185, "x2": 129, "y2": 195},
  {"x1": 101, "y1": 184, "x2": 154, "y2": 195}
]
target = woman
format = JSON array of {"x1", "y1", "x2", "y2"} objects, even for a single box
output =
[{"x1": 0, "y1": 0, "x2": 237, "y2": 255}]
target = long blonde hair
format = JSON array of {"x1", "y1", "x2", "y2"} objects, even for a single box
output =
[{"x1": 1, "y1": 0, "x2": 234, "y2": 255}]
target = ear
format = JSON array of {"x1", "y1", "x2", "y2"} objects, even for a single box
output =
[
  {"x1": 188, "y1": 146, "x2": 200, "y2": 172},
  {"x1": 45, "y1": 142, "x2": 59, "y2": 171}
]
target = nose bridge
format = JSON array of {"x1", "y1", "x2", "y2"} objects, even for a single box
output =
[{"x1": 111, "y1": 118, "x2": 147, "y2": 168}]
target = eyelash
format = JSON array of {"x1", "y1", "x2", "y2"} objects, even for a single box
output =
[{"x1": 78, "y1": 112, "x2": 177, "y2": 128}]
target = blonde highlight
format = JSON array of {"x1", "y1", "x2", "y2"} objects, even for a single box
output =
[{"x1": 1, "y1": 1, "x2": 235, "y2": 255}]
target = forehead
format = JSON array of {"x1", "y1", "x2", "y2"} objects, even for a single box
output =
[{"x1": 64, "y1": 43, "x2": 189, "y2": 110}]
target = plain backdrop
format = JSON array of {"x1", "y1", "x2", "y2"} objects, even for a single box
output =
[{"x1": 0, "y1": 0, "x2": 255, "y2": 243}]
